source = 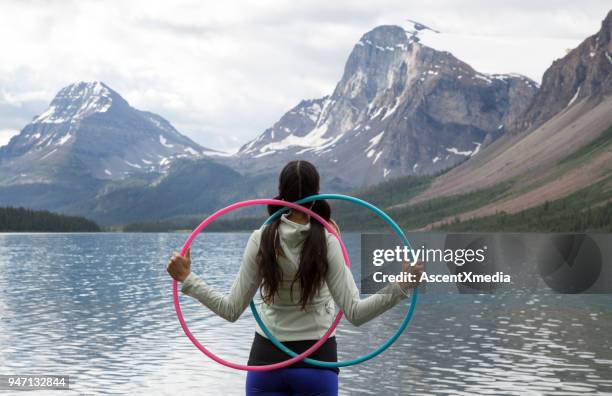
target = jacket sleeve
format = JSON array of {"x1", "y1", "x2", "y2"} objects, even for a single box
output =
[
  {"x1": 180, "y1": 230, "x2": 262, "y2": 322},
  {"x1": 324, "y1": 233, "x2": 409, "y2": 326}
]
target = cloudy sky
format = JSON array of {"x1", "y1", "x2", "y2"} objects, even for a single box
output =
[{"x1": 0, "y1": 0, "x2": 610, "y2": 152}]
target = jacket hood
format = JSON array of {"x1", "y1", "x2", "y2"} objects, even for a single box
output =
[{"x1": 278, "y1": 212, "x2": 311, "y2": 250}]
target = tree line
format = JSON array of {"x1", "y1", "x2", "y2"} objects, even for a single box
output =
[
  {"x1": 439, "y1": 200, "x2": 612, "y2": 232},
  {"x1": 0, "y1": 206, "x2": 100, "y2": 232}
]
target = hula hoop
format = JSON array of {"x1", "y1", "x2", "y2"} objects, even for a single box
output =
[
  {"x1": 173, "y1": 199, "x2": 351, "y2": 372},
  {"x1": 250, "y1": 193, "x2": 418, "y2": 368}
]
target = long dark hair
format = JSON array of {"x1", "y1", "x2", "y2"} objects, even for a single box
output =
[{"x1": 257, "y1": 160, "x2": 331, "y2": 309}]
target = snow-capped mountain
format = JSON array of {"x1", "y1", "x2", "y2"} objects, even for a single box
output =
[
  {"x1": 236, "y1": 22, "x2": 538, "y2": 186},
  {"x1": 0, "y1": 81, "x2": 218, "y2": 185}
]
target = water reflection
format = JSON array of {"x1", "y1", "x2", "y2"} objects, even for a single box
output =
[{"x1": 0, "y1": 233, "x2": 610, "y2": 395}]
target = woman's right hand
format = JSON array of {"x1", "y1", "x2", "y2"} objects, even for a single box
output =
[{"x1": 166, "y1": 249, "x2": 191, "y2": 282}]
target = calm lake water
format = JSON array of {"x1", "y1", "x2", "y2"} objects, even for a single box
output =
[{"x1": 0, "y1": 233, "x2": 611, "y2": 395}]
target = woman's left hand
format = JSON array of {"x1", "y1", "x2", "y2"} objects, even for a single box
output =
[
  {"x1": 166, "y1": 249, "x2": 191, "y2": 282},
  {"x1": 399, "y1": 260, "x2": 424, "y2": 291}
]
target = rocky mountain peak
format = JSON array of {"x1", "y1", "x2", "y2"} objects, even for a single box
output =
[
  {"x1": 340, "y1": 23, "x2": 434, "y2": 95},
  {"x1": 356, "y1": 20, "x2": 439, "y2": 49},
  {"x1": 510, "y1": 10, "x2": 612, "y2": 133},
  {"x1": 33, "y1": 81, "x2": 123, "y2": 125},
  {"x1": 358, "y1": 25, "x2": 411, "y2": 48}
]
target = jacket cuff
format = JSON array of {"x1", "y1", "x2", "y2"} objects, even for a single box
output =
[
  {"x1": 391, "y1": 282, "x2": 411, "y2": 299},
  {"x1": 181, "y1": 272, "x2": 198, "y2": 294}
]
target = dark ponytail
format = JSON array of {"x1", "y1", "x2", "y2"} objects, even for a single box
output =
[{"x1": 257, "y1": 160, "x2": 331, "y2": 309}]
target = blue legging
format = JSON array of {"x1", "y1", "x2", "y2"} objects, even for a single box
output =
[{"x1": 246, "y1": 368, "x2": 338, "y2": 396}]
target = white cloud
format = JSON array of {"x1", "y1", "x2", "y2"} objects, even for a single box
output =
[
  {"x1": 0, "y1": 0, "x2": 609, "y2": 151},
  {"x1": 0, "y1": 129, "x2": 19, "y2": 147}
]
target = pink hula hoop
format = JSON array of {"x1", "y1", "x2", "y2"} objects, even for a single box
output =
[{"x1": 172, "y1": 198, "x2": 350, "y2": 371}]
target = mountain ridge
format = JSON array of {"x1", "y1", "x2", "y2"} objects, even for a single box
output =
[{"x1": 389, "y1": 11, "x2": 612, "y2": 228}]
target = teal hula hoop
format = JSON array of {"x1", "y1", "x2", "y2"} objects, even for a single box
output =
[{"x1": 249, "y1": 193, "x2": 419, "y2": 368}]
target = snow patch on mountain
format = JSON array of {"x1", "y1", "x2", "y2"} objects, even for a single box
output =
[
  {"x1": 159, "y1": 135, "x2": 174, "y2": 148},
  {"x1": 57, "y1": 133, "x2": 72, "y2": 146},
  {"x1": 471, "y1": 142, "x2": 482, "y2": 156},
  {"x1": 367, "y1": 131, "x2": 385, "y2": 150},
  {"x1": 259, "y1": 122, "x2": 331, "y2": 153},
  {"x1": 446, "y1": 147, "x2": 473, "y2": 156},
  {"x1": 202, "y1": 149, "x2": 232, "y2": 157},
  {"x1": 125, "y1": 160, "x2": 142, "y2": 169},
  {"x1": 566, "y1": 86, "x2": 581, "y2": 108},
  {"x1": 34, "y1": 106, "x2": 64, "y2": 124},
  {"x1": 254, "y1": 150, "x2": 276, "y2": 158},
  {"x1": 40, "y1": 148, "x2": 57, "y2": 160}
]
